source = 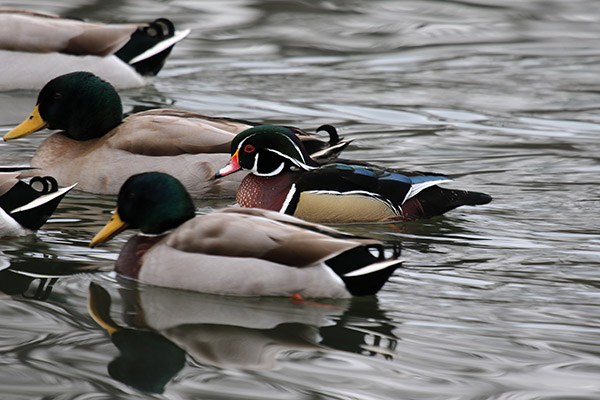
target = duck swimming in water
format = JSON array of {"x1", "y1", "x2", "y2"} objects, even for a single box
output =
[
  {"x1": 216, "y1": 125, "x2": 492, "y2": 223},
  {"x1": 0, "y1": 9, "x2": 190, "y2": 90},
  {"x1": 90, "y1": 172, "x2": 400, "y2": 298},
  {"x1": 3, "y1": 72, "x2": 348, "y2": 198}
]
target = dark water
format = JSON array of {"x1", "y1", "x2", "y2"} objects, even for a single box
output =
[{"x1": 1, "y1": 0, "x2": 600, "y2": 399}]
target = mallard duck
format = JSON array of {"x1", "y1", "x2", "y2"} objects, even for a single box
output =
[
  {"x1": 3, "y1": 71, "x2": 348, "y2": 198},
  {"x1": 0, "y1": 9, "x2": 190, "y2": 90},
  {"x1": 216, "y1": 125, "x2": 493, "y2": 223},
  {"x1": 89, "y1": 172, "x2": 400, "y2": 297},
  {"x1": 0, "y1": 167, "x2": 75, "y2": 237}
]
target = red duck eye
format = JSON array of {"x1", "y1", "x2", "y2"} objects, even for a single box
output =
[{"x1": 244, "y1": 144, "x2": 255, "y2": 153}]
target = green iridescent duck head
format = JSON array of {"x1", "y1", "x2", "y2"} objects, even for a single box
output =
[
  {"x1": 90, "y1": 172, "x2": 196, "y2": 247},
  {"x1": 4, "y1": 71, "x2": 123, "y2": 141}
]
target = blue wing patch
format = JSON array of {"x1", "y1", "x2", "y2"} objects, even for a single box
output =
[
  {"x1": 352, "y1": 167, "x2": 378, "y2": 178},
  {"x1": 408, "y1": 175, "x2": 451, "y2": 184},
  {"x1": 378, "y1": 172, "x2": 451, "y2": 186}
]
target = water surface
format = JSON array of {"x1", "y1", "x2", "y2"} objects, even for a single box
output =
[{"x1": 1, "y1": 0, "x2": 599, "y2": 399}]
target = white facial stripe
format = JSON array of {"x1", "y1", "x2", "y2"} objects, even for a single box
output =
[
  {"x1": 236, "y1": 133, "x2": 260, "y2": 150},
  {"x1": 270, "y1": 162, "x2": 285, "y2": 176},
  {"x1": 251, "y1": 153, "x2": 285, "y2": 176},
  {"x1": 267, "y1": 149, "x2": 315, "y2": 171},
  {"x1": 251, "y1": 152, "x2": 259, "y2": 173},
  {"x1": 284, "y1": 136, "x2": 307, "y2": 162},
  {"x1": 240, "y1": 130, "x2": 315, "y2": 174}
]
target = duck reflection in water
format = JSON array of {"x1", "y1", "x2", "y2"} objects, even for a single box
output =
[
  {"x1": 0, "y1": 255, "x2": 97, "y2": 300},
  {"x1": 0, "y1": 268, "x2": 57, "y2": 300},
  {"x1": 88, "y1": 281, "x2": 399, "y2": 394}
]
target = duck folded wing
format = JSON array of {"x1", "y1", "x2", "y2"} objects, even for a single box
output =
[
  {"x1": 165, "y1": 208, "x2": 378, "y2": 268},
  {"x1": 108, "y1": 110, "x2": 252, "y2": 156},
  {"x1": 0, "y1": 10, "x2": 139, "y2": 56}
]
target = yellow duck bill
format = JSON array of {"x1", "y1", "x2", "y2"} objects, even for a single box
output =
[
  {"x1": 4, "y1": 105, "x2": 48, "y2": 140},
  {"x1": 90, "y1": 208, "x2": 130, "y2": 247}
]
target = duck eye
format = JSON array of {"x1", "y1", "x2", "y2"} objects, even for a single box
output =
[
  {"x1": 244, "y1": 144, "x2": 255, "y2": 153},
  {"x1": 52, "y1": 92, "x2": 62, "y2": 100}
]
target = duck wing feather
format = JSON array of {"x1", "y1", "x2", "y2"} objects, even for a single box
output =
[
  {"x1": 0, "y1": 10, "x2": 139, "y2": 56},
  {"x1": 165, "y1": 208, "x2": 379, "y2": 268},
  {"x1": 107, "y1": 110, "x2": 253, "y2": 156}
]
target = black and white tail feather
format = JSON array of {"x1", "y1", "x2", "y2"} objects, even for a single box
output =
[
  {"x1": 0, "y1": 170, "x2": 76, "y2": 235},
  {"x1": 326, "y1": 244, "x2": 401, "y2": 296},
  {"x1": 115, "y1": 18, "x2": 190, "y2": 77}
]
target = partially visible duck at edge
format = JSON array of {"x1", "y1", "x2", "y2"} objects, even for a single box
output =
[
  {"x1": 3, "y1": 72, "x2": 349, "y2": 198},
  {"x1": 89, "y1": 172, "x2": 400, "y2": 298},
  {"x1": 0, "y1": 9, "x2": 190, "y2": 90},
  {"x1": 0, "y1": 167, "x2": 76, "y2": 237},
  {"x1": 216, "y1": 125, "x2": 493, "y2": 223}
]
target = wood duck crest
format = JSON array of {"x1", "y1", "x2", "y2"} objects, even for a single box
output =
[{"x1": 217, "y1": 125, "x2": 320, "y2": 178}]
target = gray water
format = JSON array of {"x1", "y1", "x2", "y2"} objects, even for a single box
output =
[{"x1": 1, "y1": 0, "x2": 599, "y2": 399}]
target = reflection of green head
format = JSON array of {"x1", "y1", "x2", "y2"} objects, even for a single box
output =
[
  {"x1": 109, "y1": 329, "x2": 185, "y2": 394},
  {"x1": 89, "y1": 282, "x2": 185, "y2": 393}
]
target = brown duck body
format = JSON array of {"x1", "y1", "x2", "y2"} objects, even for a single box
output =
[
  {"x1": 236, "y1": 172, "x2": 300, "y2": 210},
  {"x1": 22, "y1": 110, "x2": 249, "y2": 198}
]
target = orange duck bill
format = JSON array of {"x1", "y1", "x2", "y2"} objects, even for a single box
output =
[{"x1": 215, "y1": 149, "x2": 241, "y2": 179}]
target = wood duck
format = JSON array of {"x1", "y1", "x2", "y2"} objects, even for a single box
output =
[
  {"x1": 215, "y1": 125, "x2": 493, "y2": 223},
  {"x1": 0, "y1": 168, "x2": 76, "y2": 237},
  {"x1": 3, "y1": 72, "x2": 348, "y2": 198},
  {"x1": 0, "y1": 9, "x2": 190, "y2": 90},
  {"x1": 89, "y1": 172, "x2": 400, "y2": 298}
]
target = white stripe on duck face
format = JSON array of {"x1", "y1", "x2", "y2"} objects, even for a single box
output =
[
  {"x1": 238, "y1": 132, "x2": 316, "y2": 175},
  {"x1": 274, "y1": 132, "x2": 311, "y2": 165},
  {"x1": 251, "y1": 153, "x2": 285, "y2": 176},
  {"x1": 267, "y1": 149, "x2": 316, "y2": 171}
]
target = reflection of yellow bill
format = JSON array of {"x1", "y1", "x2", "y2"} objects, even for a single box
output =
[
  {"x1": 4, "y1": 105, "x2": 48, "y2": 140},
  {"x1": 90, "y1": 208, "x2": 129, "y2": 248},
  {"x1": 88, "y1": 283, "x2": 119, "y2": 335}
]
